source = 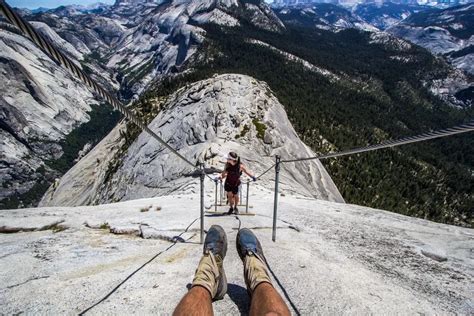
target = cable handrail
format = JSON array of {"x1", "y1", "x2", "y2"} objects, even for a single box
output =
[
  {"x1": 281, "y1": 120, "x2": 474, "y2": 163},
  {"x1": 0, "y1": 0, "x2": 198, "y2": 170},
  {"x1": 213, "y1": 118, "x2": 474, "y2": 183},
  {"x1": 256, "y1": 163, "x2": 276, "y2": 180},
  {"x1": 210, "y1": 119, "x2": 474, "y2": 184}
]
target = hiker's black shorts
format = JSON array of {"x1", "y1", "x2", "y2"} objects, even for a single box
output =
[{"x1": 224, "y1": 182, "x2": 239, "y2": 195}]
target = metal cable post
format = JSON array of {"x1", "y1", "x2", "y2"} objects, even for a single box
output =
[
  {"x1": 246, "y1": 181, "x2": 250, "y2": 213},
  {"x1": 200, "y1": 163, "x2": 205, "y2": 244},
  {"x1": 220, "y1": 179, "x2": 223, "y2": 205},
  {"x1": 272, "y1": 155, "x2": 281, "y2": 242},
  {"x1": 214, "y1": 178, "x2": 218, "y2": 212},
  {"x1": 240, "y1": 183, "x2": 243, "y2": 205}
]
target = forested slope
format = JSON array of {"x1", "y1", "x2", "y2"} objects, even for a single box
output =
[{"x1": 141, "y1": 22, "x2": 473, "y2": 227}]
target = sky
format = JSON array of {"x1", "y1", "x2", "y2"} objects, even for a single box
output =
[
  {"x1": 7, "y1": 0, "x2": 115, "y2": 9},
  {"x1": 7, "y1": 0, "x2": 273, "y2": 10}
]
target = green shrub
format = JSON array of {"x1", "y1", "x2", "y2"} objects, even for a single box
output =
[
  {"x1": 100, "y1": 223, "x2": 110, "y2": 230},
  {"x1": 252, "y1": 119, "x2": 267, "y2": 140},
  {"x1": 235, "y1": 124, "x2": 250, "y2": 139}
]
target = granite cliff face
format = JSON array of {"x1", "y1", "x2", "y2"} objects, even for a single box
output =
[
  {"x1": 0, "y1": 23, "x2": 101, "y2": 208},
  {"x1": 40, "y1": 74, "x2": 344, "y2": 206},
  {"x1": 104, "y1": 0, "x2": 284, "y2": 95}
]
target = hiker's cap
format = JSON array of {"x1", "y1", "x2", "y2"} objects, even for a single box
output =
[{"x1": 224, "y1": 152, "x2": 238, "y2": 161}]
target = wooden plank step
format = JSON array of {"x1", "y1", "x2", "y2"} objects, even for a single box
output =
[{"x1": 205, "y1": 211, "x2": 256, "y2": 216}]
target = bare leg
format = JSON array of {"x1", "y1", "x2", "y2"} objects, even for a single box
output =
[
  {"x1": 234, "y1": 193, "x2": 239, "y2": 208},
  {"x1": 175, "y1": 225, "x2": 228, "y2": 315},
  {"x1": 173, "y1": 286, "x2": 213, "y2": 316},
  {"x1": 250, "y1": 282, "x2": 290, "y2": 316},
  {"x1": 237, "y1": 229, "x2": 291, "y2": 316},
  {"x1": 226, "y1": 191, "x2": 234, "y2": 206}
]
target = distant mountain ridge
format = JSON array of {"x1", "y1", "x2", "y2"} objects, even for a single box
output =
[
  {"x1": 275, "y1": 3, "x2": 378, "y2": 32},
  {"x1": 354, "y1": 2, "x2": 436, "y2": 30},
  {"x1": 388, "y1": 4, "x2": 474, "y2": 75},
  {"x1": 274, "y1": 2, "x2": 473, "y2": 77}
]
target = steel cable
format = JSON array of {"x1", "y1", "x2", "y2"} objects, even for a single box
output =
[
  {"x1": 256, "y1": 163, "x2": 276, "y2": 180},
  {"x1": 238, "y1": 163, "x2": 276, "y2": 185},
  {"x1": 281, "y1": 120, "x2": 474, "y2": 163},
  {"x1": 0, "y1": 0, "x2": 198, "y2": 170}
]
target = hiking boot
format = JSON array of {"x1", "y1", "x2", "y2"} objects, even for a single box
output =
[
  {"x1": 236, "y1": 228, "x2": 273, "y2": 294},
  {"x1": 227, "y1": 207, "x2": 234, "y2": 215},
  {"x1": 234, "y1": 207, "x2": 239, "y2": 215},
  {"x1": 192, "y1": 225, "x2": 228, "y2": 300}
]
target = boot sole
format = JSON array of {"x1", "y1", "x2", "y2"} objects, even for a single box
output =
[{"x1": 214, "y1": 265, "x2": 227, "y2": 301}]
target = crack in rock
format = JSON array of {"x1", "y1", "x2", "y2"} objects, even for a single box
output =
[
  {"x1": 0, "y1": 220, "x2": 67, "y2": 234},
  {"x1": 421, "y1": 249, "x2": 448, "y2": 262},
  {"x1": 6, "y1": 276, "x2": 50, "y2": 289}
]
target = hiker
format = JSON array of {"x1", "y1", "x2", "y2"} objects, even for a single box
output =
[
  {"x1": 173, "y1": 225, "x2": 291, "y2": 316},
  {"x1": 216, "y1": 152, "x2": 256, "y2": 215}
]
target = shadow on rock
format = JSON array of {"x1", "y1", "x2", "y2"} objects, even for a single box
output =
[{"x1": 227, "y1": 283, "x2": 249, "y2": 315}]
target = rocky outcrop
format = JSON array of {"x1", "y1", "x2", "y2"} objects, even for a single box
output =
[
  {"x1": 0, "y1": 4, "x2": 124, "y2": 209},
  {"x1": 41, "y1": 74, "x2": 344, "y2": 206}
]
